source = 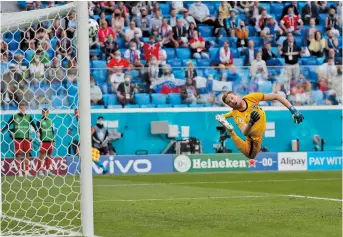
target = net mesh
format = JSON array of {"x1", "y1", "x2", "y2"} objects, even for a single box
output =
[{"x1": 1, "y1": 4, "x2": 83, "y2": 236}]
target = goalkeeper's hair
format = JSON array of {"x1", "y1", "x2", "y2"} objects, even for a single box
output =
[{"x1": 222, "y1": 91, "x2": 235, "y2": 103}]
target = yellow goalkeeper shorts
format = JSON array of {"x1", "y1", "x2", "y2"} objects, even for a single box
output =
[{"x1": 91, "y1": 147, "x2": 100, "y2": 162}]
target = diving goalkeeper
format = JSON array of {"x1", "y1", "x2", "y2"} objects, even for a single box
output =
[{"x1": 215, "y1": 92, "x2": 304, "y2": 159}]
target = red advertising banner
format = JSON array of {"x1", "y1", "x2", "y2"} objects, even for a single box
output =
[{"x1": 1, "y1": 157, "x2": 68, "y2": 176}]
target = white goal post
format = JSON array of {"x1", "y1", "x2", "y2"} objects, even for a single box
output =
[{"x1": 0, "y1": 2, "x2": 94, "y2": 236}]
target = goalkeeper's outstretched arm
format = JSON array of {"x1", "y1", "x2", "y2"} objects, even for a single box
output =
[{"x1": 264, "y1": 93, "x2": 304, "y2": 124}]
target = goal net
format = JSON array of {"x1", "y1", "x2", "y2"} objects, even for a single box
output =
[{"x1": 1, "y1": 3, "x2": 93, "y2": 236}]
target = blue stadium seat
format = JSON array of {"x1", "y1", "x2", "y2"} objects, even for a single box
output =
[
  {"x1": 298, "y1": 2, "x2": 307, "y2": 11},
  {"x1": 165, "y1": 48, "x2": 176, "y2": 59},
  {"x1": 218, "y1": 37, "x2": 237, "y2": 48},
  {"x1": 301, "y1": 57, "x2": 317, "y2": 65},
  {"x1": 7, "y1": 40, "x2": 19, "y2": 51},
  {"x1": 312, "y1": 90, "x2": 325, "y2": 105},
  {"x1": 25, "y1": 49, "x2": 35, "y2": 63},
  {"x1": 249, "y1": 37, "x2": 261, "y2": 48},
  {"x1": 124, "y1": 104, "x2": 140, "y2": 108},
  {"x1": 67, "y1": 82, "x2": 78, "y2": 96},
  {"x1": 176, "y1": 48, "x2": 191, "y2": 59},
  {"x1": 108, "y1": 105, "x2": 122, "y2": 109},
  {"x1": 233, "y1": 58, "x2": 244, "y2": 67},
  {"x1": 271, "y1": 3, "x2": 284, "y2": 19},
  {"x1": 68, "y1": 95, "x2": 79, "y2": 108},
  {"x1": 116, "y1": 37, "x2": 125, "y2": 48},
  {"x1": 319, "y1": 14, "x2": 327, "y2": 25},
  {"x1": 51, "y1": 38, "x2": 58, "y2": 50},
  {"x1": 259, "y1": 2, "x2": 271, "y2": 13},
  {"x1": 91, "y1": 60, "x2": 108, "y2": 83},
  {"x1": 46, "y1": 49, "x2": 54, "y2": 59},
  {"x1": 160, "y1": 3, "x2": 170, "y2": 15},
  {"x1": 173, "y1": 104, "x2": 188, "y2": 108},
  {"x1": 168, "y1": 93, "x2": 182, "y2": 105},
  {"x1": 294, "y1": 35, "x2": 302, "y2": 47},
  {"x1": 103, "y1": 94, "x2": 118, "y2": 106},
  {"x1": 151, "y1": 94, "x2": 167, "y2": 105},
  {"x1": 130, "y1": 70, "x2": 139, "y2": 80},
  {"x1": 118, "y1": 48, "x2": 126, "y2": 56},
  {"x1": 247, "y1": 26, "x2": 256, "y2": 37},
  {"x1": 203, "y1": 68, "x2": 219, "y2": 79},
  {"x1": 189, "y1": 104, "x2": 203, "y2": 107},
  {"x1": 258, "y1": 81, "x2": 272, "y2": 94},
  {"x1": 173, "y1": 70, "x2": 185, "y2": 79},
  {"x1": 140, "y1": 104, "x2": 155, "y2": 108},
  {"x1": 198, "y1": 26, "x2": 214, "y2": 37},
  {"x1": 209, "y1": 48, "x2": 219, "y2": 61},
  {"x1": 167, "y1": 58, "x2": 183, "y2": 67},
  {"x1": 91, "y1": 105, "x2": 105, "y2": 109},
  {"x1": 338, "y1": 36, "x2": 342, "y2": 48},
  {"x1": 196, "y1": 58, "x2": 212, "y2": 67},
  {"x1": 182, "y1": 59, "x2": 197, "y2": 67},
  {"x1": 52, "y1": 96, "x2": 65, "y2": 109},
  {"x1": 134, "y1": 93, "x2": 150, "y2": 105},
  {"x1": 156, "y1": 104, "x2": 173, "y2": 108}
]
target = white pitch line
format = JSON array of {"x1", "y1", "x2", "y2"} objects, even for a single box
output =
[
  {"x1": 1, "y1": 214, "x2": 82, "y2": 236},
  {"x1": 283, "y1": 195, "x2": 342, "y2": 202}
]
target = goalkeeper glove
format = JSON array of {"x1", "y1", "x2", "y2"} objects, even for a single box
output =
[
  {"x1": 248, "y1": 111, "x2": 260, "y2": 126},
  {"x1": 289, "y1": 106, "x2": 304, "y2": 124}
]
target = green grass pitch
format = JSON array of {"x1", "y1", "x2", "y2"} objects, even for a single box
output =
[{"x1": 1, "y1": 171, "x2": 341, "y2": 237}]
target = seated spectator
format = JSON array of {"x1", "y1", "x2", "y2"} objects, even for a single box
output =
[
  {"x1": 261, "y1": 17, "x2": 281, "y2": 46},
  {"x1": 302, "y1": 2, "x2": 319, "y2": 25},
  {"x1": 241, "y1": 40, "x2": 258, "y2": 66},
  {"x1": 171, "y1": 18, "x2": 188, "y2": 48},
  {"x1": 281, "y1": 2, "x2": 300, "y2": 19},
  {"x1": 134, "y1": 7, "x2": 150, "y2": 37},
  {"x1": 14, "y1": 80, "x2": 36, "y2": 107},
  {"x1": 103, "y1": 34, "x2": 118, "y2": 61},
  {"x1": 317, "y1": 57, "x2": 338, "y2": 92},
  {"x1": 225, "y1": 9, "x2": 240, "y2": 37},
  {"x1": 158, "y1": 48, "x2": 168, "y2": 65},
  {"x1": 181, "y1": 78, "x2": 200, "y2": 104},
  {"x1": 124, "y1": 21, "x2": 142, "y2": 45},
  {"x1": 219, "y1": 1, "x2": 232, "y2": 18},
  {"x1": 90, "y1": 77, "x2": 104, "y2": 106},
  {"x1": 250, "y1": 51, "x2": 268, "y2": 81},
  {"x1": 214, "y1": 12, "x2": 227, "y2": 37},
  {"x1": 116, "y1": 1, "x2": 130, "y2": 25},
  {"x1": 47, "y1": 17, "x2": 63, "y2": 39},
  {"x1": 302, "y1": 18, "x2": 319, "y2": 46},
  {"x1": 187, "y1": 22, "x2": 198, "y2": 40},
  {"x1": 109, "y1": 67, "x2": 125, "y2": 92},
  {"x1": 97, "y1": 20, "x2": 116, "y2": 46},
  {"x1": 219, "y1": 40, "x2": 235, "y2": 71},
  {"x1": 147, "y1": 56, "x2": 160, "y2": 86},
  {"x1": 170, "y1": 8, "x2": 177, "y2": 27},
  {"x1": 160, "y1": 64, "x2": 175, "y2": 81},
  {"x1": 262, "y1": 43, "x2": 278, "y2": 62},
  {"x1": 237, "y1": 1, "x2": 254, "y2": 14},
  {"x1": 98, "y1": 11, "x2": 111, "y2": 27},
  {"x1": 14, "y1": 54, "x2": 29, "y2": 79},
  {"x1": 236, "y1": 21, "x2": 249, "y2": 48},
  {"x1": 107, "y1": 50, "x2": 129, "y2": 71},
  {"x1": 137, "y1": 35, "x2": 164, "y2": 62},
  {"x1": 255, "y1": 8, "x2": 270, "y2": 35},
  {"x1": 20, "y1": 27, "x2": 35, "y2": 50},
  {"x1": 189, "y1": 1, "x2": 215, "y2": 26},
  {"x1": 66, "y1": 11, "x2": 77, "y2": 39},
  {"x1": 159, "y1": 18, "x2": 173, "y2": 48},
  {"x1": 99, "y1": 1, "x2": 115, "y2": 14},
  {"x1": 280, "y1": 6, "x2": 303, "y2": 35},
  {"x1": 131, "y1": 2, "x2": 153, "y2": 17},
  {"x1": 326, "y1": 30, "x2": 340, "y2": 55},
  {"x1": 29, "y1": 53, "x2": 45, "y2": 85},
  {"x1": 325, "y1": 7, "x2": 340, "y2": 32},
  {"x1": 182, "y1": 9, "x2": 196, "y2": 30},
  {"x1": 0, "y1": 35, "x2": 8, "y2": 54},
  {"x1": 185, "y1": 60, "x2": 197, "y2": 80},
  {"x1": 171, "y1": 1, "x2": 185, "y2": 13},
  {"x1": 47, "y1": 57, "x2": 65, "y2": 82},
  {"x1": 149, "y1": 10, "x2": 163, "y2": 35},
  {"x1": 152, "y1": 2, "x2": 161, "y2": 16},
  {"x1": 2, "y1": 63, "x2": 22, "y2": 90},
  {"x1": 112, "y1": 9, "x2": 125, "y2": 36},
  {"x1": 117, "y1": 75, "x2": 138, "y2": 107},
  {"x1": 289, "y1": 77, "x2": 311, "y2": 106},
  {"x1": 309, "y1": 31, "x2": 327, "y2": 57},
  {"x1": 189, "y1": 31, "x2": 209, "y2": 59},
  {"x1": 124, "y1": 42, "x2": 143, "y2": 68}
]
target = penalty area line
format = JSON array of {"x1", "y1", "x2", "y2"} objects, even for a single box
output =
[{"x1": 283, "y1": 195, "x2": 342, "y2": 202}]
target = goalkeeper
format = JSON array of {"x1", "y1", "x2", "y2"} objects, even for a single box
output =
[{"x1": 216, "y1": 92, "x2": 304, "y2": 159}]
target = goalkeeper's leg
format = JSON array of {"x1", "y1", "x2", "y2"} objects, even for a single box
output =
[
  {"x1": 92, "y1": 147, "x2": 108, "y2": 174},
  {"x1": 229, "y1": 132, "x2": 261, "y2": 159}
]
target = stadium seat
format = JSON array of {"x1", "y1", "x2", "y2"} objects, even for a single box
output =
[
  {"x1": 107, "y1": 105, "x2": 122, "y2": 109},
  {"x1": 25, "y1": 49, "x2": 35, "y2": 63},
  {"x1": 257, "y1": 81, "x2": 273, "y2": 94},
  {"x1": 311, "y1": 90, "x2": 325, "y2": 105},
  {"x1": 124, "y1": 104, "x2": 140, "y2": 108},
  {"x1": 209, "y1": 48, "x2": 219, "y2": 61},
  {"x1": 189, "y1": 104, "x2": 203, "y2": 107},
  {"x1": 151, "y1": 94, "x2": 167, "y2": 105},
  {"x1": 116, "y1": 37, "x2": 125, "y2": 48},
  {"x1": 247, "y1": 26, "x2": 256, "y2": 37},
  {"x1": 140, "y1": 104, "x2": 155, "y2": 108},
  {"x1": 203, "y1": 68, "x2": 219, "y2": 79},
  {"x1": 134, "y1": 93, "x2": 150, "y2": 105},
  {"x1": 319, "y1": 14, "x2": 327, "y2": 25},
  {"x1": 168, "y1": 93, "x2": 182, "y2": 105},
  {"x1": 294, "y1": 35, "x2": 302, "y2": 47},
  {"x1": 160, "y1": 3, "x2": 170, "y2": 15},
  {"x1": 176, "y1": 48, "x2": 191, "y2": 59},
  {"x1": 173, "y1": 104, "x2": 188, "y2": 108},
  {"x1": 91, "y1": 105, "x2": 105, "y2": 109},
  {"x1": 196, "y1": 59, "x2": 212, "y2": 67},
  {"x1": 7, "y1": 41, "x2": 19, "y2": 51},
  {"x1": 233, "y1": 58, "x2": 244, "y2": 67},
  {"x1": 182, "y1": 59, "x2": 197, "y2": 67},
  {"x1": 198, "y1": 26, "x2": 214, "y2": 37},
  {"x1": 301, "y1": 57, "x2": 317, "y2": 65},
  {"x1": 259, "y1": 2, "x2": 271, "y2": 12},
  {"x1": 52, "y1": 96, "x2": 65, "y2": 108},
  {"x1": 218, "y1": 37, "x2": 237, "y2": 48},
  {"x1": 249, "y1": 37, "x2": 261, "y2": 48},
  {"x1": 173, "y1": 69, "x2": 185, "y2": 79},
  {"x1": 103, "y1": 94, "x2": 118, "y2": 106},
  {"x1": 167, "y1": 58, "x2": 182, "y2": 67},
  {"x1": 91, "y1": 60, "x2": 108, "y2": 83},
  {"x1": 51, "y1": 38, "x2": 58, "y2": 50},
  {"x1": 156, "y1": 104, "x2": 173, "y2": 108},
  {"x1": 165, "y1": 48, "x2": 176, "y2": 59}
]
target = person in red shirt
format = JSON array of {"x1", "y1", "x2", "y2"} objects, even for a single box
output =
[
  {"x1": 280, "y1": 6, "x2": 303, "y2": 35},
  {"x1": 138, "y1": 35, "x2": 165, "y2": 62},
  {"x1": 98, "y1": 20, "x2": 116, "y2": 45},
  {"x1": 107, "y1": 50, "x2": 129, "y2": 70},
  {"x1": 189, "y1": 30, "x2": 209, "y2": 59}
]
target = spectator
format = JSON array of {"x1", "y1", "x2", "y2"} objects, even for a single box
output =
[
  {"x1": 171, "y1": 1, "x2": 185, "y2": 13},
  {"x1": 219, "y1": 1, "x2": 232, "y2": 18},
  {"x1": 326, "y1": 90, "x2": 340, "y2": 105},
  {"x1": 289, "y1": 77, "x2": 311, "y2": 106},
  {"x1": 109, "y1": 67, "x2": 125, "y2": 92},
  {"x1": 225, "y1": 9, "x2": 240, "y2": 37},
  {"x1": 262, "y1": 43, "x2": 278, "y2": 62},
  {"x1": 250, "y1": 51, "x2": 268, "y2": 80},
  {"x1": 46, "y1": 57, "x2": 65, "y2": 82},
  {"x1": 158, "y1": 48, "x2": 168, "y2": 66},
  {"x1": 236, "y1": 21, "x2": 249, "y2": 48},
  {"x1": 189, "y1": 31, "x2": 209, "y2": 59},
  {"x1": 66, "y1": 11, "x2": 77, "y2": 39},
  {"x1": 112, "y1": 9, "x2": 125, "y2": 36},
  {"x1": 14, "y1": 81, "x2": 36, "y2": 108},
  {"x1": 90, "y1": 77, "x2": 104, "y2": 106},
  {"x1": 99, "y1": 1, "x2": 115, "y2": 14},
  {"x1": 107, "y1": 50, "x2": 129, "y2": 71},
  {"x1": 326, "y1": 30, "x2": 339, "y2": 55},
  {"x1": 181, "y1": 78, "x2": 200, "y2": 104},
  {"x1": 116, "y1": 1, "x2": 130, "y2": 25},
  {"x1": 97, "y1": 20, "x2": 116, "y2": 45},
  {"x1": 134, "y1": 7, "x2": 150, "y2": 37},
  {"x1": 160, "y1": 64, "x2": 175, "y2": 81},
  {"x1": 117, "y1": 74, "x2": 138, "y2": 107},
  {"x1": 21, "y1": 27, "x2": 35, "y2": 50},
  {"x1": 325, "y1": 7, "x2": 340, "y2": 32},
  {"x1": 261, "y1": 17, "x2": 281, "y2": 46},
  {"x1": 182, "y1": 9, "x2": 197, "y2": 30},
  {"x1": 89, "y1": 31, "x2": 100, "y2": 53},
  {"x1": 185, "y1": 60, "x2": 197, "y2": 80},
  {"x1": 48, "y1": 17, "x2": 63, "y2": 39},
  {"x1": 241, "y1": 40, "x2": 258, "y2": 66},
  {"x1": 187, "y1": 22, "x2": 198, "y2": 40},
  {"x1": 14, "y1": 54, "x2": 29, "y2": 79},
  {"x1": 214, "y1": 12, "x2": 227, "y2": 37},
  {"x1": 255, "y1": 8, "x2": 270, "y2": 34},
  {"x1": 0, "y1": 35, "x2": 8, "y2": 54},
  {"x1": 302, "y1": 2, "x2": 319, "y2": 25},
  {"x1": 189, "y1": 1, "x2": 216, "y2": 26},
  {"x1": 98, "y1": 11, "x2": 111, "y2": 27},
  {"x1": 2, "y1": 63, "x2": 22, "y2": 93},
  {"x1": 124, "y1": 21, "x2": 143, "y2": 45},
  {"x1": 316, "y1": 1, "x2": 329, "y2": 14},
  {"x1": 281, "y1": 1, "x2": 300, "y2": 19},
  {"x1": 309, "y1": 31, "x2": 327, "y2": 57},
  {"x1": 152, "y1": 2, "x2": 161, "y2": 16},
  {"x1": 171, "y1": 18, "x2": 188, "y2": 48},
  {"x1": 132, "y1": 2, "x2": 153, "y2": 17},
  {"x1": 170, "y1": 8, "x2": 177, "y2": 27},
  {"x1": 280, "y1": 6, "x2": 303, "y2": 35},
  {"x1": 302, "y1": 18, "x2": 319, "y2": 46},
  {"x1": 103, "y1": 33, "x2": 118, "y2": 61},
  {"x1": 159, "y1": 18, "x2": 173, "y2": 48},
  {"x1": 279, "y1": 33, "x2": 302, "y2": 81},
  {"x1": 138, "y1": 35, "x2": 164, "y2": 62},
  {"x1": 317, "y1": 57, "x2": 339, "y2": 92},
  {"x1": 29, "y1": 53, "x2": 45, "y2": 85},
  {"x1": 147, "y1": 56, "x2": 160, "y2": 86},
  {"x1": 149, "y1": 10, "x2": 163, "y2": 34},
  {"x1": 56, "y1": 30, "x2": 73, "y2": 61},
  {"x1": 219, "y1": 40, "x2": 235, "y2": 71},
  {"x1": 237, "y1": 1, "x2": 254, "y2": 14},
  {"x1": 36, "y1": 48, "x2": 50, "y2": 66},
  {"x1": 91, "y1": 116, "x2": 110, "y2": 155},
  {"x1": 124, "y1": 41, "x2": 143, "y2": 68}
]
